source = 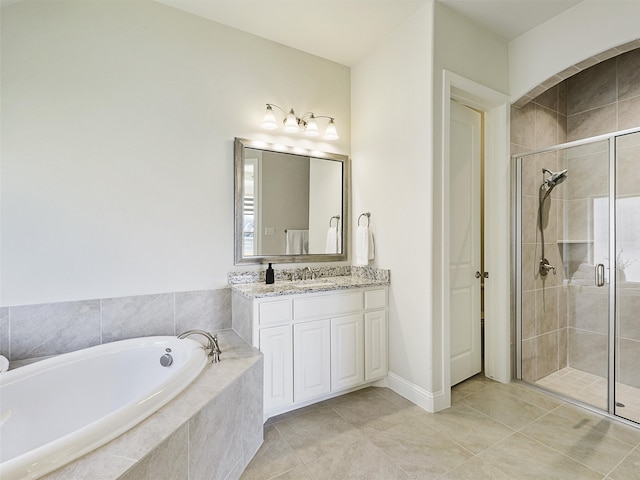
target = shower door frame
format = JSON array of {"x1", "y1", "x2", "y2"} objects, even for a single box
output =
[{"x1": 513, "y1": 125, "x2": 640, "y2": 421}]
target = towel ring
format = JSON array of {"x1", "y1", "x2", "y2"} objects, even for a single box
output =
[
  {"x1": 358, "y1": 212, "x2": 370, "y2": 227},
  {"x1": 329, "y1": 215, "x2": 340, "y2": 227}
]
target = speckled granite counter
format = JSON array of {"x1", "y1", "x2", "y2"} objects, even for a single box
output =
[{"x1": 228, "y1": 266, "x2": 390, "y2": 299}]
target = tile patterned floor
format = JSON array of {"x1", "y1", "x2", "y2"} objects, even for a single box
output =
[
  {"x1": 240, "y1": 374, "x2": 640, "y2": 479},
  {"x1": 537, "y1": 367, "x2": 640, "y2": 424}
]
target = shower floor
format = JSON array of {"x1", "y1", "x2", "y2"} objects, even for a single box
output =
[{"x1": 536, "y1": 367, "x2": 640, "y2": 424}]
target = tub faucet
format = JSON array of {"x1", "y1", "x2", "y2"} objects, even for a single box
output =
[{"x1": 177, "y1": 330, "x2": 221, "y2": 363}]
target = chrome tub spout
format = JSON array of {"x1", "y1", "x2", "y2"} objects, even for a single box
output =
[{"x1": 177, "y1": 329, "x2": 222, "y2": 363}]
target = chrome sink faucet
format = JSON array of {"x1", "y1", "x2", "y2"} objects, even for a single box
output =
[
  {"x1": 177, "y1": 329, "x2": 221, "y2": 363},
  {"x1": 301, "y1": 266, "x2": 312, "y2": 280}
]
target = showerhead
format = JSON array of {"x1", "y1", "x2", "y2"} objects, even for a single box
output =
[{"x1": 542, "y1": 168, "x2": 568, "y2": 189}]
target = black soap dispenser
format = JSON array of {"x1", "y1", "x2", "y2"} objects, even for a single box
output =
[{"x1": 265, "y1": 263, "x2": 275, "y2": 284}]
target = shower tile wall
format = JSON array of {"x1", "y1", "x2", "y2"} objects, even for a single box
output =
[
  {"x1": 512, "y1": 82, "x2": 568, "y2": 382},
  {"x1": 512, "y1": 46, "x2": 640, "y2": 385}
]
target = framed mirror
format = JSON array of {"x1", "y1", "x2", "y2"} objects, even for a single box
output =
[{"x1": 234, "y1": 138, "x2": 349, "y2": 265}]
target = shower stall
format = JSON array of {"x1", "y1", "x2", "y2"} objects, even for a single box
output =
[{"x1": 515, "y1": 126, "x2": 640, "y2": 424}]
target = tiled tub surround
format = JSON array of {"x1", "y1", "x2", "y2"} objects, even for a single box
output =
[
  {"x1": 0, "y1": 288, "x2": 231, "y2": 363},
  {"x1": 2, "y1": 336, "x2": 208, "y2": 479},
  {"x1": 513, "y1": 46, "x2": 640, "y2": 387},
  {"x1": 42, "y1": 330, "x2": 263, "y2": 480}
]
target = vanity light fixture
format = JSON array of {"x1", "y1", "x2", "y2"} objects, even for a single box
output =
[{"x1": 261, "y1": 103, "x2": 339, "y2": 140}]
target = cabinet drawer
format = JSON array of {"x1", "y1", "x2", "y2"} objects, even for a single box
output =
[
  {"x1": 365, "y1": 289, "x2": 387, "y2": 310},
  {"x1": 294, "y1": 292, "x2": 363, "y2": 320},
  {"x1": 259, "y1": 299, "x2": 292, "y2": 326}
]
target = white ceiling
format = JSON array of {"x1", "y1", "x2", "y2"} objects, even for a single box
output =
[
  {"x1": 155, "y1": 0, "x2": 583, "y2": 66},
  {"x1": 0, "y1": 0, "x2": 583, "y2": 66}
]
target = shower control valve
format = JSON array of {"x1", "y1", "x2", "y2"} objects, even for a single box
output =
[{"x1": 539, "y1": 259, "x2": 556, "y2": 276}]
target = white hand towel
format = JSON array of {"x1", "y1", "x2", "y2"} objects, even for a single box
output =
[
  {"x1": 325, "y1": 227, "x2": 339, "y2": 254},
  {"x1": 355, "y1": 226, "x2": 375, "y2": 265},
  {"x1": 285, "y1": 229, "x2": 309, "y2": 254}
]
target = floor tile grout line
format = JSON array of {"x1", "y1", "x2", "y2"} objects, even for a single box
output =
[
  {"x1": 246, "y1": 382, "x2": 640, "y2": 480},
  {"x1": 517, "y1": 428, "x2": 616, "y2": 478},
  {"x1": 601, "y1": 442, "x2": 639, "y2": 478},
  {"x1": 459, "y1": 398, "x2": 528, "y2": 433},
  {"x1": 420, "y1": 412, "x2": 505, "y2": 459}
]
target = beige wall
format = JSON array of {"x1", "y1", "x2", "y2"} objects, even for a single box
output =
[{"x1": 1, "y1": 0, "x2": 350, "y2": 306}]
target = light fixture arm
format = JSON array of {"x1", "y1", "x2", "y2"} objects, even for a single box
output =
[
  {"x1": 265, "y1": 103, "x2": 288, "y2": 116},
  {"x1": 301, "y1": 113, "x2": 334, "y2": 121}
]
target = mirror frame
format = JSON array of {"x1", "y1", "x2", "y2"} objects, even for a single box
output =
[{"x1": 234, "y1": 137, "x2": 350, "y2": 265}]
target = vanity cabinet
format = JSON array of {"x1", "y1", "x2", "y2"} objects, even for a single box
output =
[
  {"x1": 294, "y1": 319, "x2": 331, "y2": 402},
  {"x1": 260, "y1": 324, "x2": 293, "y2": 411},
  {"x1": 364, "y1": 289, "x2": 388, "y2": 381},
  {"x1": 331, "y1": 314, "x2": 365, "y2": 391},
  {"x1": 234, "y1": 285, "x2": 388, "y2": 418}
]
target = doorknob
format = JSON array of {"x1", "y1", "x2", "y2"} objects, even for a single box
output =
[
  {"x1": 475, "y1": 271, "x2": 481, "y2": 278},
  {"x1": 475, "y1": 271, "x2": 489, "y2": 279}
]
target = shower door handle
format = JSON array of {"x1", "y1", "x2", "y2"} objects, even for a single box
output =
[{"x1": 596, "y1": 263, "x2": 606, "y2": 287}]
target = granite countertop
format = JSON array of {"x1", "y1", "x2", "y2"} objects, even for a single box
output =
[{"x1": 230, "y1": 275, "x2": 389, "y2": 299}]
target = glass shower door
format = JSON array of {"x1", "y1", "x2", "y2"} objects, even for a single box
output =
[
  {"x1": 518, "y1": 138, "x2": 612, "y2": 411},
  {"x1": 615, "y1": 130, "x2": 640, "y2": 423}
]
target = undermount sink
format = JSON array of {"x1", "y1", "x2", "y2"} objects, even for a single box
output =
[{"x1": 292, "y1": 280, "x2": 335, "y2": 288}]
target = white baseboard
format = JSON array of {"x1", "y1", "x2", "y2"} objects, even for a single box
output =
[{"x1": 386, "y1": 371, "x2": 449, "y2": 413}]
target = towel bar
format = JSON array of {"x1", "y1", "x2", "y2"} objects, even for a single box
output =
[{"x1": 358, "y1": 212, "x2": 370, "y2": 227}]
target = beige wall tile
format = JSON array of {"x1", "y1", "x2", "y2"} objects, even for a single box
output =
[
  {"x1": 617, "y1": 47, "x2": 640, "y2": 101},
  {"x1": 536, "y1": 287, "x2": 558, "y2": 336},
  {"x1": 568, "y1": 327, "x2": 608, "y2": 377},
  {"x1": 536, "y1": 331, "x2": 559, "y2": 379},
  {"x1": 521, "y1": 290, "x2": 536, "y2": 340},
  {"x1": 567, "y1": 57, "x2": 617, "y2": 116},
  {"x1": 511, "y1": 102, "x2": 536, "y2": 150},
  {"x1": 618, "y1": 95, "x2": 640, "y2": 131},
  {"x1": 535, "y1": 104, "x2": 558, "y2": 148},
  {"x1": 567, "y1": 104, "x2": 617, "y2": 141}
]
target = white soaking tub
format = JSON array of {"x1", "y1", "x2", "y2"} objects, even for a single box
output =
[{"x1": 0, "y1": 336, "x2": 209, "y2": 480}]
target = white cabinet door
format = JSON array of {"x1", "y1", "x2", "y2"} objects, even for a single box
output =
[
  {"x1": 365, "y1": 310, "x2": 388, "y2": 381},
  {"x1": 260, "y1": 325, "x2": 293, "y2": 412},
  {"x1": 293, "y1": 319, "x2": 331, "y2": 402},
  {"x1": 331, "y1": 314, "x2": 364, "y2": 391}
]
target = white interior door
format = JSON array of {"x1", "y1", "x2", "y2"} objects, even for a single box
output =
[{"x1": 449, "y1": 100, "x2": 482, "y2": 386}]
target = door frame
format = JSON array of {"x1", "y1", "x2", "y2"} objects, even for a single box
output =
[{"x1": 440, "y1": 70, "x2": 511, "y2": 408}]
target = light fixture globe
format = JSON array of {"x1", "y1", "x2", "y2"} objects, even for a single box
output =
[
  {"x1": 283, "y1": 109, "x2": 300, "y2": 133},
  {"x1": 304, "y1": 115, "x2": 320, "y2": 136},
  {"x1": 261, "y1": 105, "x2": 278, "y2": 129},
  {"x1": 324, "y1": 118, "x2": 339, "y2": 140}
]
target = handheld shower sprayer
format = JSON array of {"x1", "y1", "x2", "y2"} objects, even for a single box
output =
[
  {"x1": 542, "y1": 168, "x2": 568, "y2": 191},
  {"x1": 538, "y1": 167, "x2": 568, "y2": 276}
]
